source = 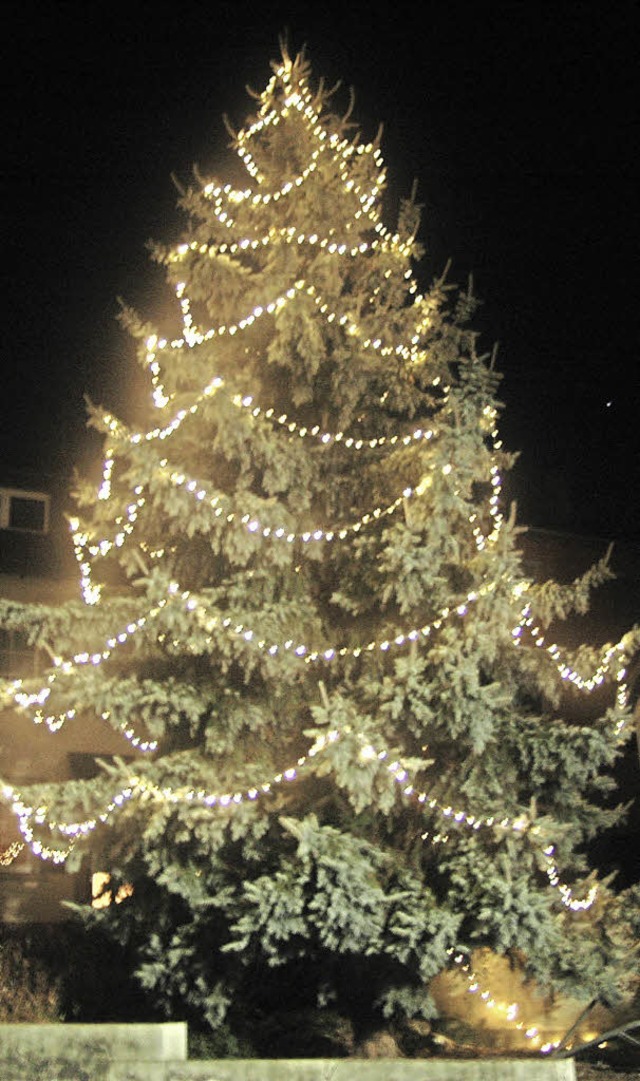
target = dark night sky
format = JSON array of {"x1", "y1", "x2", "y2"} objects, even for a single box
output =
[{"x1": 1, "y1": 1, "x2": 639, "y2": 539}]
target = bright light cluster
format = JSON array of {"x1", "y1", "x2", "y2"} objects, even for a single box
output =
[
  {"x1": 0, "y1": 840, "x2": 23, "y2": 867},
  {"x1": 447, "y1": 950, "x2": 561, "y2": 1053}
]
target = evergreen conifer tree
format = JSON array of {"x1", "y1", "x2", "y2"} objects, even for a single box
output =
[{"x1": 2, "y1": 48, "x2": 639, "y2": 1051}]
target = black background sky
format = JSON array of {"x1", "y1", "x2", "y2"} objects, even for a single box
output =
[{"x1": 1, "y1": 1, "x2": 639, "y2": 539}]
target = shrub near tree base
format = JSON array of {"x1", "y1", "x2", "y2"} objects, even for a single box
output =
[
  {"x1": 1, "y1": 45, "x2": 639, "y2": 1052},
  {"x1": 0, "y1": 936, "x2": 61, "y2": 1022},
  {"x1": 0, "y1": 923, "x2": 160, "y2": 1025}
]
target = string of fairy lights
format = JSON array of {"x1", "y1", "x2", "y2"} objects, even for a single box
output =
[
  {"x1": 71, "y1": 56, "x2": 447, "y2": 601},
  {"x1": 168, "y1": 218, "x2": 414, "y2": 266},
  {"x1": 71, "y1": 384, "x2": 501, "y2": 608},
  {"x1": 0, "y1": 724, "x2": 603, "y2": 916},
  {"x1": 69, "y1": 437, "x2": 502, "y2": 607},
  {"x1": 513, "y1": 601, "x2": 633, "y2": 726},
  {"x1": 97, "y1": 390, "x2": 441, "y2": 492},
  {"x1": 73, "y1": 471, "x2": 416, "y2": 578},
  {"x1": 6, "y1": 551, "x2": 633, "y2": 746},
  {"x1": 202, "y1": 159, "x2": 386, "y2": 232},
  {"x1": 146, "y1": 271, "x2": 431, "y2": 414},
  {"x1": 0, "y1": 54, "x2": 635, "y2": 1052}
]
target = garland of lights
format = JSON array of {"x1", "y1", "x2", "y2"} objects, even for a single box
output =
[
  {"x1": 72, "y1": 474, "x2": 417, "y2": 569},
  {"x1": 513, "y1": 601, "x2": 634, "y2": 727},
  {"x1": 0, "y1": 724, "x2": 600, "y2": 919},
  {"x1": 142, "y1": 273, "x2": 431, "y2": 415},
  {"x1": 89, "y1": 410, "x2": 442, "y2": 504},
  {"x1": 204, "y1": 160, "x2": 386, "y2": 228},
  {"x1": 1, "y1": 729, "x2": 338, "y2": 862},
  {"x1": 168, "y1": 218, "x2": 414, "y2": 266},
  {"x1": 169, "y1": 276, "x2": 429, "y2": 377},
  {"x1": 70, "y1": 451, "x2": 503, "y2": 593},
  {"x1": 5, "y1": 565, "x2": 633, "y2": 752},
  {"x1": 71, "y1": 413, "x2": 503, "y2": 605},
  {"x1": 97, "y1": 397, "x2": 440, "y2": 488}
]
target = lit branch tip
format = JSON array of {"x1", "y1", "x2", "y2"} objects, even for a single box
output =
[
  {"x1": 170, "y1": 172, "x2": 187, "y2": 196},
  {"x1": 223, "y1": 114, "x2": 237, "y2": 141}
]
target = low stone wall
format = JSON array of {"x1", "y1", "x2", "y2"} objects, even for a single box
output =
[
  {"x1": 0, "y1": 1022, "x2": 187, "y2": 1080},
  {"x1": 0, "y1": 1021, "x2": 187, "y2": 1059},
  {"x1": 161, "y1": 1060, "x2": 576, "y2": 1081},
  {"x1": 0, "y1": 1023, "x2": 576, "y2": 1081}
]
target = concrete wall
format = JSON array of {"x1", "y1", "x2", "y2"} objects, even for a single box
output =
[
  {"x1": 0, "y1": 1022, "x2": 187, "y2": 1080},
  {"x1": 160, "y1": 1059, "x2": 577, "y2": 1081},
  {"x1": 0, "y1": 1020, "x2": 577, "y2": 1081}
]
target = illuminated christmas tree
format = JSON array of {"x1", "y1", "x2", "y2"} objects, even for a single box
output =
[{"x1": 2, "y1": 48, "x2": 639, "y2": 1052}]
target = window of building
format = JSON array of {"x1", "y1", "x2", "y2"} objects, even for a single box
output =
[{"x1": 0, "y1": 488, "x2": 50, "y2": 534}]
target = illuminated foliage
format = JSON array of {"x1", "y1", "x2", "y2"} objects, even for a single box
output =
[{"x1": 1, "y1": 48, "x2": 638, "y2": 1050}]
